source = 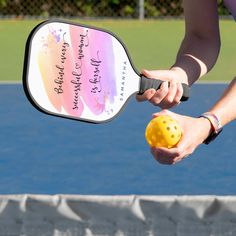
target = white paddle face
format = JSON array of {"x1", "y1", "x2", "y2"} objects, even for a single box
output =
[{"x1": 24, "y1": 20, "x2": 140, "y2": 123}]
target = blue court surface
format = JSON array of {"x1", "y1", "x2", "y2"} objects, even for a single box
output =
[{"x1": 0, "y1": 83, "x2": 235, "y2": 195}]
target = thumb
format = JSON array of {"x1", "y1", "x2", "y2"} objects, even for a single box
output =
[
  {"x1": 141, "y1": 69, "x2": 170, "y2": 80},
  {"x1": 152, "y1": 109, "x2": 170, "y2": 118},
  {"x1": 141, "y1": 69, "x2": 153, "y2": 78}
]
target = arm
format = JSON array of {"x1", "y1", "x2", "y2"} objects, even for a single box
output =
[
  {"x1": 172, "y1": 0, "x2": 221, "y2": 85},
  {"x1": 137, "y1": 0, "x2": 221, "y2": 108},
  {"x1": 150, "y1": 78, "x2": 236, "y2": 165},
  {"x1": 209, "y1": 77, "x2": 236, "y2": 126}
]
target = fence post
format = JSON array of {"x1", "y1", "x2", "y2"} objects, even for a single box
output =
[{"x1": 139, "y1": 0, "x2": 144, "y2": 20}]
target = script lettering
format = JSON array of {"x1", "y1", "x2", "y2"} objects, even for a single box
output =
[
  {"x1": 78, "y1": 30, "x2": 89, "y2": 60},
  {"x1": 70, "y1": 30, "x2": 89, "y2": 109},
  {"x1": 54, "y1": 35, "x2": 69, "y2": 94},
  {"x1": 71, "y1": 64, "x2": 82, "y2": 110},
  {"x1": 90, "y1": 51, "x2": 102, "y2": 93}
]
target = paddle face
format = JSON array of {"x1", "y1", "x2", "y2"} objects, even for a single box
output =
[{"x1": 23, "y1": 20, "x2": 140, "y2": 123}]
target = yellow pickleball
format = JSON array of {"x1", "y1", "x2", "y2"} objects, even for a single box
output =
[{"x1": 145, "y1": 115, "x2": 182, "y2": 148}]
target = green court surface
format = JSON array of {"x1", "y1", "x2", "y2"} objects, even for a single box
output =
[{"x1": 0, "y1": 19, "x2": 235, "y2": 82}]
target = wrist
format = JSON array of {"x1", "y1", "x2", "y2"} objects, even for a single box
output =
[
  {"x1": 198, "y1": 117, "x2": 213, "y2": 141},
  {"x1": 199, "y1": 112, "x2": 223, "y2": 144},
  {"x1": 170, "y1": 66, "x2": 189, "y2": 85},
  {"x1": 171, "y1": 54, "x2": 208, "y2": 85}
]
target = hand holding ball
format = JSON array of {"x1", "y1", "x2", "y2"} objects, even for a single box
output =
[{"x1": 145, "y1": 115, "x2": 182, "y2": 148}]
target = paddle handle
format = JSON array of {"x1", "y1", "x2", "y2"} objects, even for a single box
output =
[{"x1": 138, "y1": 75, "x2": 190, "y2": 101}]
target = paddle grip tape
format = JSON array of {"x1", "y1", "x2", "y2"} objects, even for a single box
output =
[{"x1": 138, "y1": 75, "x2": 190, "y2": 101}]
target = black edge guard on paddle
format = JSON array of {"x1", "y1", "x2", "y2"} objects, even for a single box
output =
[{"x1": 138, "y1": 75, "x2": 190, "y2": 101}]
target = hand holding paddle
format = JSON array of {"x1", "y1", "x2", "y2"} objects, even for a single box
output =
[{"x1": 137, "y1": 68, "x2": 189, "y2": 109}]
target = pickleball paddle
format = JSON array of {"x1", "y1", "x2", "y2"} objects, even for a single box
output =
[{"x1": 23, "y1": 20, "x2": 189, "y2": 123}]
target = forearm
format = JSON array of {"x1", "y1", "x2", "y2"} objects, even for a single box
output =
[
  {"x1": 209, "y1": 78, "x2": 236, "y2": 126},
  {"x1": 171, "y1": 0, "x2": 221, "y2": 85},
  {"x1": 171, "y1": 35, "x2": 220, "y2": 85}
]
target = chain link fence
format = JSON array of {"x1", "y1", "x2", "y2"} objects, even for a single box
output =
[{"x1": 0, "y1": 0, "x2": 229, "y2": 19}]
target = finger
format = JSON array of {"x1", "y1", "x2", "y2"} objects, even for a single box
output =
[
  {"x1": 173, "y1": 153, "x2": 191, "y2": 164},
  {"x1": 159, "y1": 81, "x2": 185, "y2": 109},
  {"x1": 149, "y1": 81, "x2": 169, "y2": 105},
  {"x1": 157, "y1": 81, "x2": 178, "y2": 109},
  {"x1": 156, "y1": 156, "x2": 175, "y2": 165},
  {"x1": 152, "y1": 109, "x2": 170, "y2": 118},
  {"x1": 141, "y1": 69, "x2": 171, "y2": 80},
  {"x1": 151, "y1": 148, "x2": 175, "y2": 165},
  {"x1": 141, "y1": 69, "x2": 155, "y2": 78},
  {"x1": 173, "y1": 82, "x2": 183, "y2": 104},
  {"x1": 172, "y1": 141, "x2": 193, "y2": 164},
  {"x1": 166, "y1": 83, "x2": 183, "y2": 108},
  {"x1": 165, "y1": 81, "x2": 178, "y2": 104},
  {"x1": 136, "y1": 89, "x2": 156, "y2": 102},
  {"x1": 151, "y1": 146, "x2": 183, "y2": 165}
]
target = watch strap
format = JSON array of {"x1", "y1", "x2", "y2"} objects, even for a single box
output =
[{"x1": 199, "y1": 112, "x2": 223, "y2": 144}]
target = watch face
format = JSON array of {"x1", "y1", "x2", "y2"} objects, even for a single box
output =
[{"x1": 204, "y1": 128, "x2": 223, "y2": 145}]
